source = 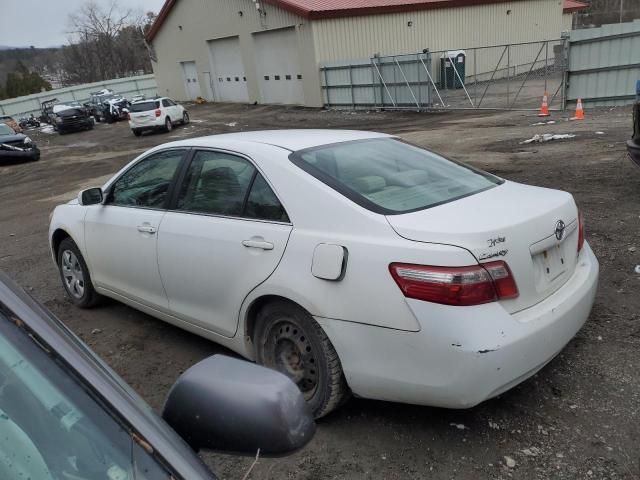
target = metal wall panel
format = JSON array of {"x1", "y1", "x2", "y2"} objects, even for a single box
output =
[
  {"x1": 311, "y1": 0, "x2": 564, "y2": 64},
  {"x1": 149, "y1": 0, "x2": 323, "y2": 106},
  {"x1": 567, "y1": 20, "x2": 640, "y2": 106},
  {"x1": 0, "y1": 75, "x2": 157, "y2": 118}
]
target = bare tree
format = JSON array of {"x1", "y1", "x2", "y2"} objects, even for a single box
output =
[{"x1": 62, "y1": 0, "x2": 152, "y2": 84}]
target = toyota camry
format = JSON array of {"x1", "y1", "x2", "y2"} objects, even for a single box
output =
[{"x1": 49, "y1": 130, "x2": 599, "y2": 418}]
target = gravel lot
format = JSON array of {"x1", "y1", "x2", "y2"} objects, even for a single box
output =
[{"x1": 0, "y1": 103, "x2": 638, "y2": 479}]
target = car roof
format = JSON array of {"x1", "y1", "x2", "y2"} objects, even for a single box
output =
[
  {"x1": 164, "y1": 129, "x2": 394, "y2": 152},
  {"x1": 0, "y1": 271, "x2": 216, "y2": 480},
  {"x1": 132, "y1": 97, "x2": 163, "y2": 104}
]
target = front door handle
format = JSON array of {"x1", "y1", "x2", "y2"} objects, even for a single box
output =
[
  {"x1": 137, "y1": 225, "x2": 157, "y2": 234},
  {"x1": 242, "y1": 239, "x2": 274, "y2": 250}
]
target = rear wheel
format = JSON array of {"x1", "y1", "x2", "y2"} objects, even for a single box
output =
[
  {"x1": 165, "y1": 117, "x2": 172, "y2": 132},
  {"x1": 57, "y1": 238, "x2": 101, "y2": 308},
  {"x1": 255, "y1": 301, "x2": 350, "y2": 418},
  {"x1": 132, "y1": 128, "x2": 142, "y2": 137}
]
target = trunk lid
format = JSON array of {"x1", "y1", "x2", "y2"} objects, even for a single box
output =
[{"x1": 386, "y1": 181, "x2": 579, "y2": 313}]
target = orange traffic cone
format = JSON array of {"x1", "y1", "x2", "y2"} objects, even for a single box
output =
[
  {"x1": 571, "y1": 98, "x2": 585, "y2": 120},
  {"x1": 538, "y1": 91, "x2": 550, "y2": 117}
]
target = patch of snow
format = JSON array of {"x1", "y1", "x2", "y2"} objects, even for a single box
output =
[{"x1": 520, "y1": 133, "x2": 576, "y2": 144}]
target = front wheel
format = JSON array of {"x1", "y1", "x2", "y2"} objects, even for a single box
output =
[
  {"x1": 182, "y1": 111, "x2": 190, "y2": 125},
  {"x1": 57, "y1": 238, "x2": 101, "y2": 308},
  {"x1": 255, "y1": 301, "x2": 350, "y2": 418},
  {"x1": 132, "y1": 129, "x2": 142, "y2": 137}
]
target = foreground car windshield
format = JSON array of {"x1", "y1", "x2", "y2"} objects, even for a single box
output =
[
  {"x1": 0, "y1": 311, "x2": 173, "y2": 479},
  {"x1": 0, "y1": 124, "x2": 14, "y2": 135},
  {"x1": 291, "y1": 138, "x2": 502, "y2": 214}
]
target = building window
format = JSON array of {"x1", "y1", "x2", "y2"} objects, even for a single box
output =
[
  {"x1": 264, "y1": 76, "x2": 269, "y2": 80},
  {"x1": 274, "y1": 75, "x2": 280, "y2": 80},
  {"x1": 226, "y1": 77, "x2": 231, "y2": 81},
  {"x1": 243, "y1": 76, "x2": 246, "y2": 81},
  {"x1": 297, "y1": 74, "x2": 303, "y2": 80},
  {"x1": 285, "y1": 74, "x2": 291, "y2": 80},
  {"x1": 218, "y1": 77, "x2": 223, "y2": 82},
  {"x1": 235, "y1": 77, "x2": 239, "y2": 81}
]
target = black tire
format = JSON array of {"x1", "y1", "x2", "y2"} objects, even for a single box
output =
[
  {"x1": 57, "y1": 238, "x2": 101, "y2": 308},
  {"x1": 255, "y1": 301, "x2": 350, "y2": 418},
  {"x1": 181, "y1": 111, "x2": 189, "y2": 125},
  {"x1": 132, "y1": 129, "x2": 142, "y2": 137},
  {"x1": 165, "y1": 117, "x2": 172, "y2": 132}
]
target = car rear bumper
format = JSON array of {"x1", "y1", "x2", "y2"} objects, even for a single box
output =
[{"x1": 316, "y1": 242, "x2": 598, "y2": 408}]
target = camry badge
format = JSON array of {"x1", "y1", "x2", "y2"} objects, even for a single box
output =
[{"x1": 555, "y1": 220, "x2": 566, "y2": 241}]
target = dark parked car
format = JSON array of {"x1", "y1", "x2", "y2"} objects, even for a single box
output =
[
  {"x1": 52, "y1": 106, "x2": 94, "y2": 134},
  {"x1": 0, "y1": 123, "x2": 40, "y2": 162},
  {"x1": 0, "y1": 271, "x2": 315, "y2": 479}
]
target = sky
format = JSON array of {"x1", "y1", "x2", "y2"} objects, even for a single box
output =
[{"x1": 0, "y1": 0, "x2": 166, "y2": 48}]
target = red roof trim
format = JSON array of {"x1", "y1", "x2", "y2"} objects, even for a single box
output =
[
  {"x1": 146, "y1": 0, "x2": 177, "y2": 43},
  {"x1": 562, "y1": 0, "x2": 588, "y2": 13},
  {"x1": 146, "y1": 0, "x2": 585, "y2": 43}
]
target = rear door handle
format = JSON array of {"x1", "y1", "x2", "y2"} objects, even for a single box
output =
[
  {"x1": 137, "y1": 225, "x2": 157, "y2": 234},
  {"x1": 242, "y1": 239, "x2": 274, "y2": 250}
]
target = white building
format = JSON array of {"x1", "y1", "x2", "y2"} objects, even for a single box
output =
[{"x1": 146, "y1": 0, "x2": 587, "y2": 107}]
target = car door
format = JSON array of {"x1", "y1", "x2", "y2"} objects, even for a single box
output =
[
  {"x1": 166, "y1": 99, "x2": 181, "y2": 119},
  {"x1": 157, "y1": 149, "x2": 292, "y2": 337},
  {"x1": 84, "y1": 149, "x2": 188, "y2": 310}
]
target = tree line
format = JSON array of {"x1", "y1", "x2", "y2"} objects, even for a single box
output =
[{"x1": 0, "y1": 0, "x2": 155, "y2": 101}]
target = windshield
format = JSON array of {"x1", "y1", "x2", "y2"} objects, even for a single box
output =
[
  {"x1": 0, "y1": 311, "x2": 175, "y2": 480},
  {"x1": 290, "y1": 138, "x2": 502, "y2": 214},
  {"x1": 0, "y1": 123, "x2": 15, "y2": 135},
  {"x1": 130, "y1": 101, "x2": 160, "y2": 113}
]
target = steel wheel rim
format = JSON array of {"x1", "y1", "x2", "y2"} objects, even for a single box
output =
[
  {"x1": 266, "y1": 320, "x2": 318, "y2": 399},
  {"x1": 61, "y1": 250, "x2": 85, "y2": 299},
  {"x1": 183, "y1": 112, "x2": 189, "y2": 123},
  {"x1": 166, "y1": 119, "x2": 172, "y2": 131}
]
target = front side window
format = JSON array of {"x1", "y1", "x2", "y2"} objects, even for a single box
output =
[
  {"x1": 0, "y1": 313, "x2": 175, "y2": 480},
  {"x1": 109, "y1": 150, "x2": 185, "y2": 208},
  {"x1": 177, "y1": 150, "x2": 289, "y2": 221},
  {"x1": 290, "y1": 138, "x2": 502, "y2": 214}
]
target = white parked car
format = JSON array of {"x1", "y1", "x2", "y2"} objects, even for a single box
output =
[
  {"x1": 128, "y1": 97, "x2": 189, "y2": 136},
  {"x1": 49, "y1": 130, "x2": 599, "y2": 418}
]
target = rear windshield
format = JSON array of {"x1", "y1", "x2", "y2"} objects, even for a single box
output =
[
  {"x1": 290, "y1": 138, "x2": 502, "y2": 214},
  {"x1": 130, "y1": 101, "x2": 160, "y2": 113}
]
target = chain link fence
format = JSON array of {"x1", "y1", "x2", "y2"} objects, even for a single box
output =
[{"x1": 320, "y1": 39, "x2": 568, "y2": 111}]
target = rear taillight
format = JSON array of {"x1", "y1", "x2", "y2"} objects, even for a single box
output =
[
  {"x1": 155, "y1": 109, "x2": 161, "y2": 118},
  {"x1": 577, "y1": 210, "x2": 585, "y2": 252},
  {"x1": 389, "y1": 261, "x2": 518, "y2": 306}
]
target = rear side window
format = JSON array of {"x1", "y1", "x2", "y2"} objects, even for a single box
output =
[
  {"x1": 130, "y1": 101, "x2": 160, "y2": 113},
  {"x1": 177, "y1": 151, "x2": 256, "y2": 216},
  {"x1": 290, "y1": 138, "x2": 502, "y2": 214},
  {"x1": 176, "y1": 150, "x2": 289, "y2": 221}
]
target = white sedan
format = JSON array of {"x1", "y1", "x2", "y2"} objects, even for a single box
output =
[{"x1": 49, "y1": 130, "x2": 599, "y2": 418}]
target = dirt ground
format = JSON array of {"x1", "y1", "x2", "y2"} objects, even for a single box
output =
[{"x1": 0, "y1": 102, "x2": 638, "y2": 480}]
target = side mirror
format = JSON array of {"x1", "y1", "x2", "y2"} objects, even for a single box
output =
[
  {"x1": 162, "y1": 355, "x2": 315, "y2": 456},
  {"x1": 78, "y1": 187, "x2": 103, "y2": 206}
]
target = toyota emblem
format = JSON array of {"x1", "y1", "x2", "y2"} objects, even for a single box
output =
[{"x1": 554, "y1": 220, "x2": 566, "y2": 241}]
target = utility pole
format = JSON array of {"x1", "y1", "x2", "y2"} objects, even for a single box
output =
[{"x1": 620, "y1": 0, "x2": 624, "y2": 23}]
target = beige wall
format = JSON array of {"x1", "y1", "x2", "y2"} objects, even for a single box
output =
[
  {"x1": 311, "y1": 0, "x2": 566, "y2": 63},
  {"x1": 562, "y1": 12, "x2": 575, "y2": 32},
  {"x1": 150, "y1": 0, "x2": 323, "y2": 106}
]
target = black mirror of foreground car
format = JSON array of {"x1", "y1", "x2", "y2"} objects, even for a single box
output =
[
  {"x1": 162, "y1": 355, "x2": 315, "y2": 456},
  {"x1": 78, "y1": 187, "x2": 103, "y2": 206}
]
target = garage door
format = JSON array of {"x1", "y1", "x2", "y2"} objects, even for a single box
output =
[
  {"x1": 181, "y1": 61, "x2": 202, "y2": 101},
  {"x1": 208, "y1": 36, "x2": 249, "y2": 103},
  {"x1": 253, "y1": 28, "x2": 304, "y2": 105}
]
